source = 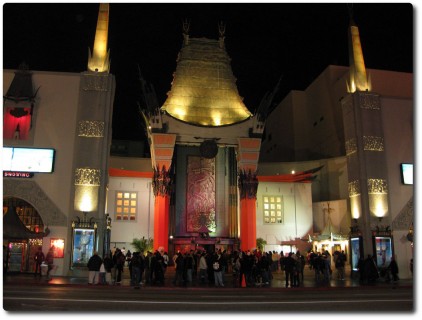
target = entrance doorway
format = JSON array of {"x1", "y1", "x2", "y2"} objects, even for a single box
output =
[{"x1": 3, "y1": 197, "x2": 45, "y2": 273}]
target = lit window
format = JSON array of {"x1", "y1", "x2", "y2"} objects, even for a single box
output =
[
  {"x1": 262, "y1": 195, "x2": 283, "y2": 224},
  {"x1": 115, "y1": 191, "x2": 137, "y2": 221}
]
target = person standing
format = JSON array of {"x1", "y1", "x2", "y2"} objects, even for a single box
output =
[
  {"x1": 87, "y1": 251, "x2": 103, "y2": 285},
  {"x1": 102, "y1": 253, "x2": 114, "y2": 285},
  {"x1": 283, "y1": 252, "x2": 296, "y2": 288},
  {"x1": 172, "y1": 252, "x2": 185, "y2": 286},
  {"x1": 213, "y1": 252, "x2": 224, "y2": 287},
  {"x1": 335, "y1": 251, "x2": 346, "y2": 280},
  {"x1": 45, "y1": 246, "x2": 55, "y2": 280},
  {"x1": 113, "y1": 248, "x2": 125, "y2": 284},
  {"x1": 130, "y1": 252, "x2": 142, "y2": 288},
  {"x1": 184, "y1": 250, "x2": 195, "y2": 286},
  {"x1": 387, "y1": 256, "x2": 399, "y2": 282},
  {"x1": 34, "y1": 246, "x2": 45, "y2": 277},
  {"x1": 162, "y1": 251, "x2": 169, "y2": 278},
  {"x1": 296, "y1": 250, "x2": 306, "y2": 282},
  {"x1": 198, "y1": 252, "x2": 208, "y2": 284}
]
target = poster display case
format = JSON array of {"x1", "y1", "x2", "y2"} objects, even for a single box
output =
[
  {"x1": 350, "y1": 236, "x2": 363, "y2": 271},
  {"x1": 71, "y1": 228, "x2": 96, "y2": 267},
  {"x1": 373, "y1": 236, "x2": 393, "y2": 268}
]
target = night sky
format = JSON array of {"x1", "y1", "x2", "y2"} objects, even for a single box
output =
[{"x1": 3, "y1": 3, "x2": 414, "y2": 141}]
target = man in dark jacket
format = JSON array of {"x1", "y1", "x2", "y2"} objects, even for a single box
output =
[
  {"x1": 103, "y1": 253, "x2": 114, "y2": 284},
  {"x1": 87, "y1": 251, "x2": 103, "y2": 284},
  {"x1": 388, "y1": 256, "x2": 399, "y2": 282},
  {"x1": 283, "y1": 252, "x2": 296, "y2": 288},
  {"x1": 130, "y1": 252, "x2": 144, "y2": 287},
  {"x1": 34, "y1": 246, "x2": 45, "y2": 277},
  {"x1": 172, "y1": 252, "x2": 185, "y2": 286},
  {"x1": 113, "y1": 248, "x2": 125, "y2": 284}
]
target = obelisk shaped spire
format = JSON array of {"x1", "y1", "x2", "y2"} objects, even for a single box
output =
[
  {"x1": 88, "y1": 3, "x2": 110, "y2": 73},
  {"x1": 346, "y1": 7, "x2": 371, "y2": 93}
]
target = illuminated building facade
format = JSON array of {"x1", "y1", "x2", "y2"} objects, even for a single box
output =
[
  {"x1": 3, "y1": 5, "x2": 412, "y2": 280},
  {"x1": 261, "y1": 17, "x2": 413, "y2": 278},
  {"x1": 3, "y1": 4, "x2": 115, "y2": 275}
]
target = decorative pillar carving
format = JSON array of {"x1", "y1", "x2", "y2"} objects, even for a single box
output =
[
  {"x1": 238, "y1": 169, "x2": 258, "y2": 200},
  {"x1": 152, "y1": 165, "x2": 173, "y2": 197}
]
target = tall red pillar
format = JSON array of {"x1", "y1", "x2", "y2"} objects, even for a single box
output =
[
  {"x1": 237, "y1": 138, "x2": 261, "y2": 252},
  {"x1": 149, "y1": 133, "x2": 176, "y2": 253},
  {"x1": 153, "y1": 193, "x2": 170, "y2": 252},
  {"x1": 240, "y1": 197, "x2": 257, "y2": 252}
]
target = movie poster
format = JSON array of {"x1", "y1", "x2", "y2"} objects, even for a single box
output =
[
  {"x1": 351, "y1": 237, "x2": 361, "y2": 271},
  {"x1": 375, "y1": 237, "x2": 392, "y2": 268},
  {"x1": 72, "y1": 228, "x2": 95, "y2": 266}
]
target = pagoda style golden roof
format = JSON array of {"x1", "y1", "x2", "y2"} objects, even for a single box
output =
[{"x1": 161, "y1": 37, "x2": 252, "y2": 126}]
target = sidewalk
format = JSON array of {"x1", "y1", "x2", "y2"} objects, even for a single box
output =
[{"x1": 3, "y1": 266, "x2": 413, "y2": 289}]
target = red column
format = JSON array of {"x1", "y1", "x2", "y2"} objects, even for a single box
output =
[
  {"x1": 240, "y1": 198, "x2": 257, "y2": 252},
  {"x1": 153, "y1": 194, "x2": 169, "y2": 252},
  {"x1": 152, "y1": 165, "x2": 172, "y2": 252},
  {"x1": 238, "y1": 169, "x2": 258, "y2": 252}
]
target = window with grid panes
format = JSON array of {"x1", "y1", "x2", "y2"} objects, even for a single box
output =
[
  {"x1": 115, "y1": 191, "x2": 137, "y2": 221},
  {"x1": 263, "y1": 195, "x2": 283, "y2": 224}
]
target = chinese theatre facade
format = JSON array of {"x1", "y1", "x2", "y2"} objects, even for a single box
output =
[{"x1": 138, "y1": 23, "x2": 318, "y2": 254}]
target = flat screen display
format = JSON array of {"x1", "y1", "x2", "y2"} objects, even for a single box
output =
[
  {"x1": 400, "y1": 163, "x2": 413, "y2": 185},
  {"x1": 2, "y1": 147, "x2": 55, "y2": 173}
]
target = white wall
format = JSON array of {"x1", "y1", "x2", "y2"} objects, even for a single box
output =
[
  {"x1": 256, "y1": 182, "x2": 313, "y2": 245},
  {"x1": 3, "y1": 70, "x2": 81, "y2": 219},
  {"x1": 381, "y1": 96, "x2": 413, "y2": 280},
  {"x1": 4, "y1": 70, "x2": 82, "y2": 276},
  {"x1": 312, "y1": 200, "x2": 350, "y2": 235},
  {"x1": 107, "y1": 176, "x2": 154, "y2": 252}
]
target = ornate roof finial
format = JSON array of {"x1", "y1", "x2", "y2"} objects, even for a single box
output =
[
  {"x1": 346, "y1": 7, "x2": 371, "y2": 93},
  {"x1": 182, "y1": 18, "x2": 190, "y2": 46},
  {"x1": 88, "y1": 3, "x2": 110, "y2": 73},
  {"x1": 218, "y1": 21, "x2": 226, "y2": 48}
]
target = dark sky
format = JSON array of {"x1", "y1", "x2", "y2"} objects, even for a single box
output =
[{"x1": 3, "y1": 3, "x2": 414, "y2": 141}]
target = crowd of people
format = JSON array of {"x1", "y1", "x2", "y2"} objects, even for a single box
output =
[
  {"x1": 29, "y1": 241, "x2": 407, "y2": 287},
  {"x1": 82, "y1": 247, "x2": 403, "y2": 288}
]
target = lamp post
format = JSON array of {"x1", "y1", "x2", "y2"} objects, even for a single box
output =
[{"x1": 104, "y1": 213, "x2": 112, "y2": 257}]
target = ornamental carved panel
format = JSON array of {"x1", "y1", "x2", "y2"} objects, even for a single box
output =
[
  {"x1": 359, "y1": 93, "x2": 380, "y2": 110},
  {"x1": 238, "y1": 169, "x2": 258, "y2": 199},
  {"x1": 186, "y1": 156, "x2": 216, "y2": 232},
  {"x1": 78, "y1": 120, "x2": 104, "y2": 137},
  {"x1": 74, "y1": 168, "x2": 101, "y2": 186},
  {"x1": 363, "y1": 136, "x2": 384, "y2": 151},
  {"x1": 82, "y1": 73, "x2": 110, "y2": 91},
  {"x1": 348, "y1": 180, "x2": 361, "y2": 197}
]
